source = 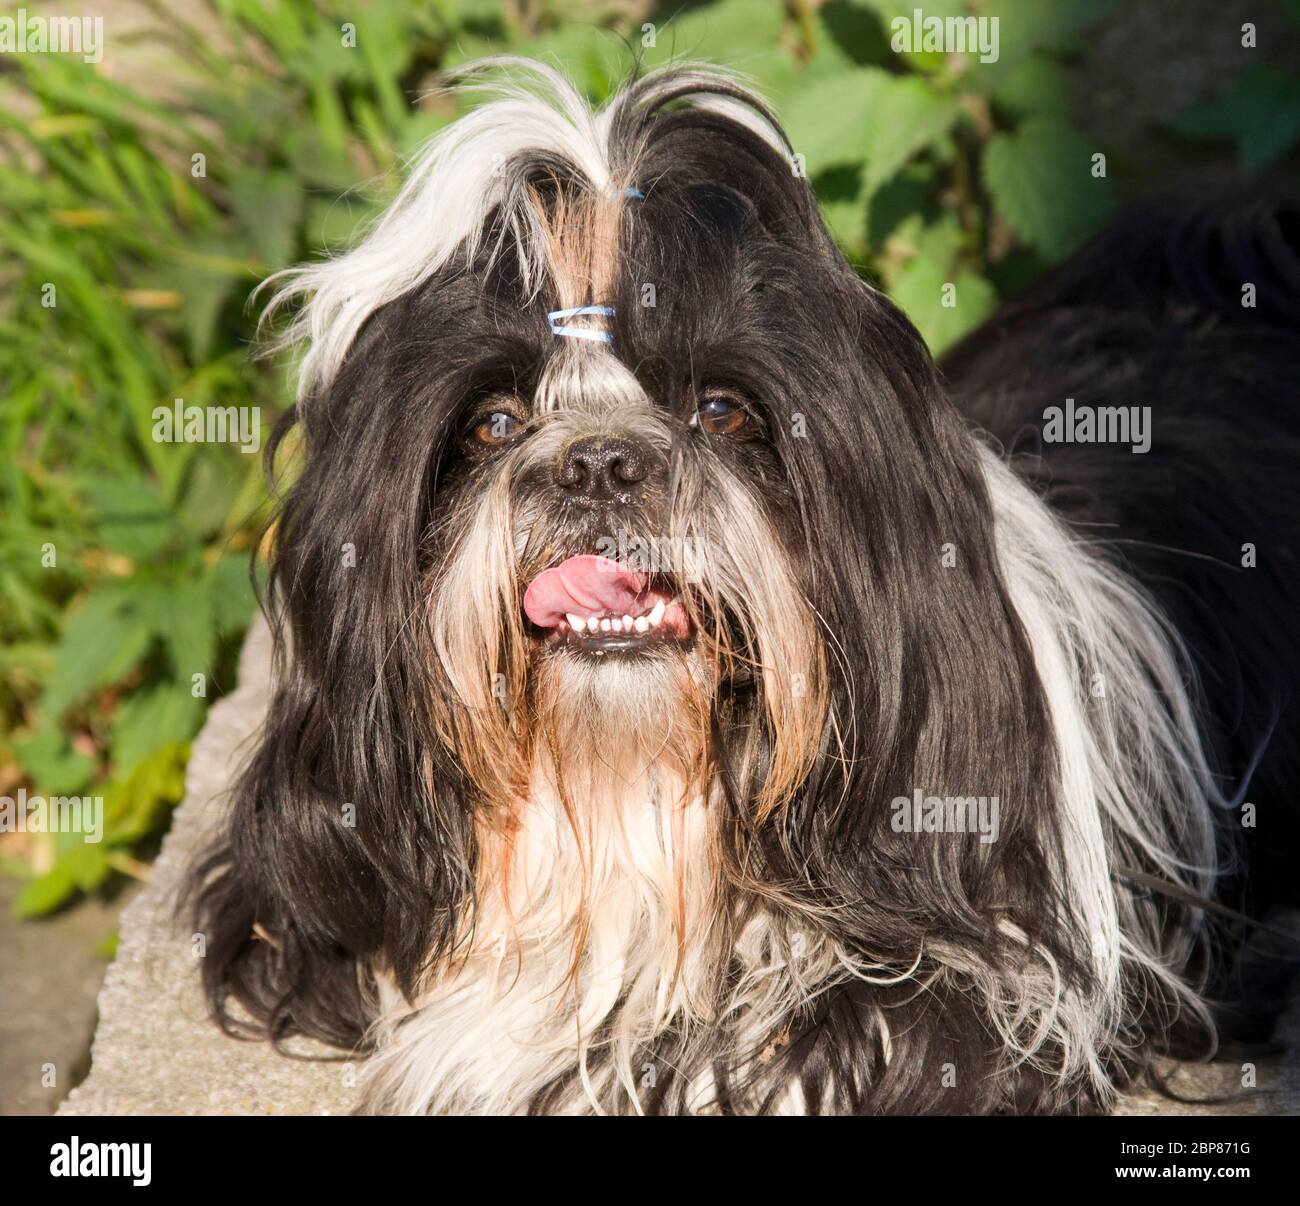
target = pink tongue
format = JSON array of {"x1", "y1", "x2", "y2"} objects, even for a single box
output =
[{"x1": 524, "y1": 555, "x2": 648, "y2": 629}]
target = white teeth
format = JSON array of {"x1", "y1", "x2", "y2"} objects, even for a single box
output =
[{"x1": 574, "y1": 611, "x2": 665, "y2": 638}]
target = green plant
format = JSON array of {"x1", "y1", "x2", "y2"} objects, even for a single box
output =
[
  {"x1": 1169, "y1": 0, "x2": 1300, "y2": 171},
  {"x1": 0, "y1": 0, "x2": 1119, "y2": 916}
]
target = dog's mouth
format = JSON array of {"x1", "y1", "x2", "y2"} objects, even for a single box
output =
[{"x1": 523, "y1": 554, "x2": 692, "y2": 657}]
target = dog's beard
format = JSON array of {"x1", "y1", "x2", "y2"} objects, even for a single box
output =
[{"x1": 422, "y1": 358, "x2": 828, "y2": 835}]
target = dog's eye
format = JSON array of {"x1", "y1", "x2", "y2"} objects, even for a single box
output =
[
  {"x1": 470, "y1": 411, "x2": 522, "y2": 448},
  {"x1": 691, "y1": 393, "x2": 749, "y2": 436}
]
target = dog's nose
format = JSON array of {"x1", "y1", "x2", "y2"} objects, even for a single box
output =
[{"x1": 556, "y1": 436, "x2": 650, "y2": 505}]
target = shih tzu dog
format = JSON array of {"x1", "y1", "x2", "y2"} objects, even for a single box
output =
[{"x1": 190, "y1": 60, "x2": 1300, "y2": 1115}]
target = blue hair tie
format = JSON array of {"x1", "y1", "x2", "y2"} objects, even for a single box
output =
[
  {"x1": 622, "y1": 187, "x2": 645, "y2": 200},
  {"x1": 547, "y1": 305, "x2": 616, "y2": 344}
]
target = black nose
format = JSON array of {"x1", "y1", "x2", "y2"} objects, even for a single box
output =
[{"x1": 556, "y1": 436, "x2": 650, "y2": 505}]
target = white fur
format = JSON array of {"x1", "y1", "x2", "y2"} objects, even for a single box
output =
[{"x1": 977, "y1": 446, "x2": 1219, "y2": 1095}]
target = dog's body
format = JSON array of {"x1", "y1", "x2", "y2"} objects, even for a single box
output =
[{"x1": 191, "y1": 63, "x2": 1300, "y2": 1114}]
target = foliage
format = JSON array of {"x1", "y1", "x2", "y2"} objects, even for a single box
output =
[{"x1": 4, "y1": 0, "x2": 1290, "y2": 917}]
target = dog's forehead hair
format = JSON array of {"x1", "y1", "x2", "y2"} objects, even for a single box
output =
[
  {"x1": 525, "y1": 174, "x2": 630, "y2": 309},
  {"x1": 533, "y1": 340, "x2": 657, "y2": 424},
  {"x1": 262, "y1": 64, "x2": 811, "y2": 410}
]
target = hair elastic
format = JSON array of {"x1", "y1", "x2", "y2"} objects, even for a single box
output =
[{"x1": 547, "y1": 305, "x2": 616, "y2": 344}]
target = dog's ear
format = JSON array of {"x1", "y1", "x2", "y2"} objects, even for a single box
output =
[
  {"x1": 704, "y1": 225, "x2": 1097, "y2": 1107},
  {"x1": 784, "y1": 298, "x2": 1069, "y2": 927},
  {"x1": 189, "y1": 296, "x2": 483, "y2": 1044}
]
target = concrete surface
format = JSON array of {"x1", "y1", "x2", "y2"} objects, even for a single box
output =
[{"x1": 0, "y1": 878, "x2": 132, "y2": 1115}]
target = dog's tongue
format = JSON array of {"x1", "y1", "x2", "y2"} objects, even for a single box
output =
[{"x1": 524, "y1": 555, "x2": 647, "y2": 628}]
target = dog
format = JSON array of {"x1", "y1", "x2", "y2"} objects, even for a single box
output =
[{"x1": 190, "y1": 60, "x2": 1300, "y2": 1114}]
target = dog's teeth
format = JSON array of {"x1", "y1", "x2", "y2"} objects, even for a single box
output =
[
  {"x1": 648, "y1": 600, "x2": 666, "y2": 627},
  {"x1": 634, "y1": 616, "x2": 649, "y2": 633},
  {"x1": 567, "y1": 613, "x2": 586, "y2": 633},
  {"x1": 621, "y1": 614, "x2": 634, "y2": 632},
  {"x1": 588, "y1": 615, "x2": 600, "y2": 628},
  {"x1": 600, "y1": 618, "x2": 613, "y2": 633}
]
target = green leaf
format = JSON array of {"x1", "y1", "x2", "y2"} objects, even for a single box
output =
[
  {"x1": 12, "y1": 729, "x2": 95, "y2": 795},
  {"x1": 886, "y1": 216, "x2": 998, "y2": 354},
  {"x1": 134, "y1": 577, "x2": 217, "y2": 678},
  {"x1": 815, "y1": 1, "x2": 891, "y2": 69},
  {"x1": 175, "y1": 266, "x2": 240, "y2": 365},
  {"x1": 813, "y1": 164, "x2": 868, "y2": 251},
  {"x1": 109, "y1": 684, "x2": 205, "y2": 771},
  {"x1": 68, "y1": 843, "x2": 111, "y2": 892},
  {"x1": 990, "y1": 54, "x2": 1068, "y2": 117},
  {"x1": 867, "y1": 162, "x2": 940, "y2": 245},
  {"x1": 1173, "y1": 67, "x2": 1300, "y2": 167},
  {"x1": 167, "y1": 582, "x2": 217, "y2": 677},
  {"x1": 859, "y1": 0, "x2": 966, "y2": 73},
  {"x1": 229, "y1": 169, "x2": 303, "y2": 270},
  {"x1": 12, "y1": 859, "x2": 80, "y2": 917},
  {"x1": 983, "y1": 118, "x2": 1113, "y2": 259},
  {"x1": 304, "y1": 193, "x2": 381, "y2": 253},
  {"x1": 208, "y1": 553, "x2": 258, "y2": 636},
  {"x1": 898, "y1": 264, "x2": 997, "y2": 355},
  {"x1": 9, "y1": 834, "x2": 110, "y2": 915},
  {"x1": 783, "y1": 71, "x2": 881, "y2": 177},
  {"x1": 642, "y1": 0, "x2": 789, "y2": 83},
  {"x1": 297, "y1": 19, "x2": 368, "y2": 85},
  {"x1": 860, "y1": 76, "x2": 960, "y2": 198},
  {"x1": 43, "y1": 590, "x2": 154, "y2": 720},
  {"x1": 177, "y1": 455, "x2": 241, "y2": 540},
  {"x1": 101, "y1": 740, "x2": 190, "y2": 847},
  {"x1": 784, "y1": 68, "x2": 959, "y2": 197},
  {"x1": 83, "y1": 477, "x2": 177, "y2": 561}
]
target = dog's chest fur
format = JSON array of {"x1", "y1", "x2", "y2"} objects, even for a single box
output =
[{"x1": 362, "y1": 769, "x2": 818, "y2": 1114}]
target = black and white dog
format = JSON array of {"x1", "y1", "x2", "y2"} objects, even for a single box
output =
[{"x1": 191, "y1": 61, "x2": 1300, "y2": 1114}]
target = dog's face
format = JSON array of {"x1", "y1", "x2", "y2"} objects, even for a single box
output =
[{"x1": 420, "y1": 169, "x2": 841, "y2": 818}]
